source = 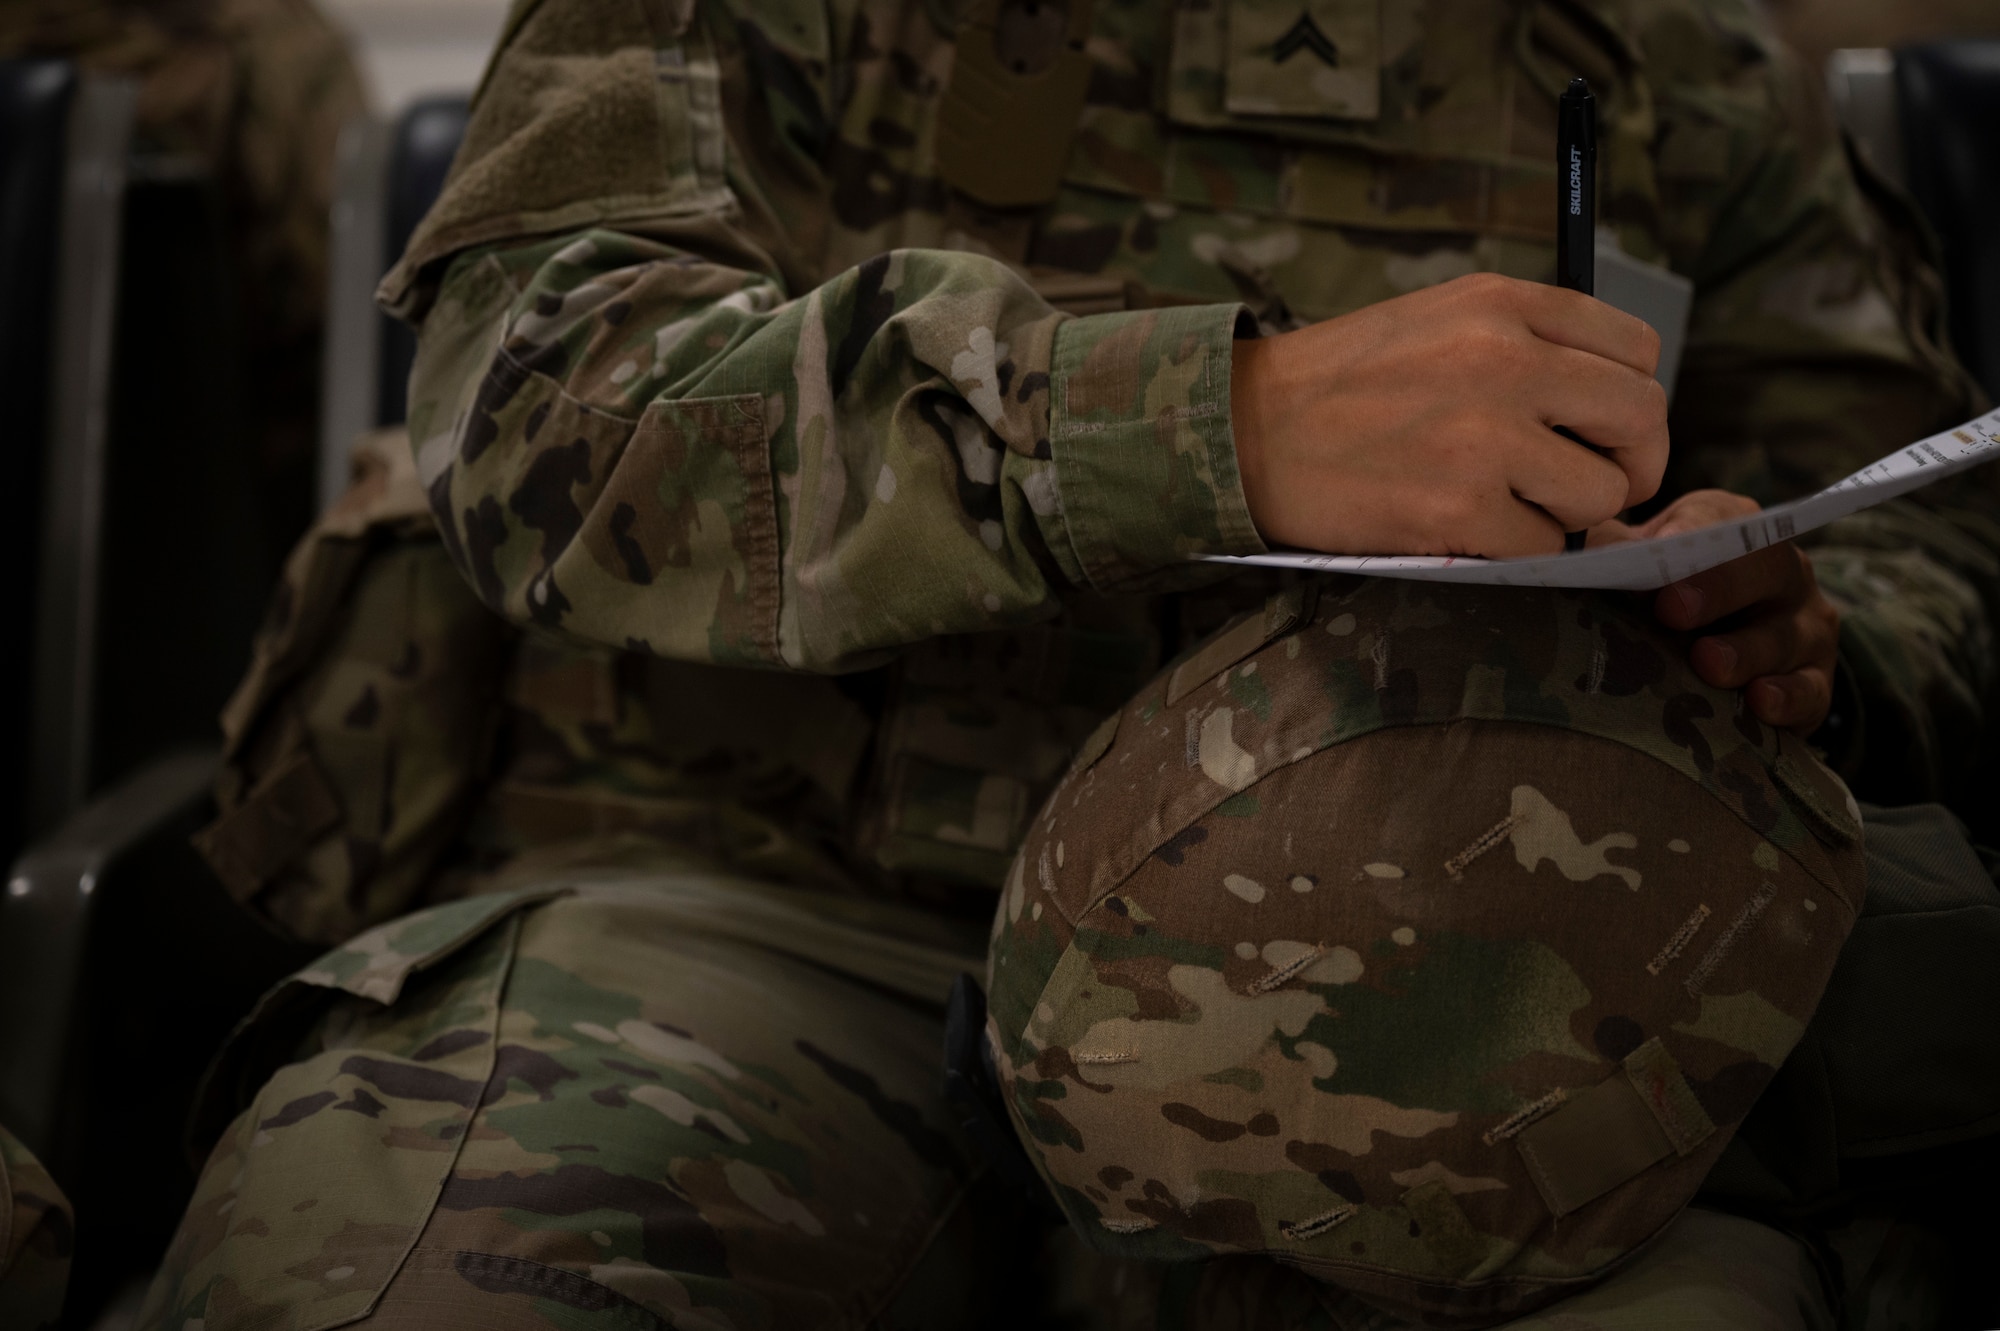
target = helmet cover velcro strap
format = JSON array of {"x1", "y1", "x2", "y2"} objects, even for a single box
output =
[{"x1": 1514, "y1": 1038, "x2": 1715, "y2": 1218}]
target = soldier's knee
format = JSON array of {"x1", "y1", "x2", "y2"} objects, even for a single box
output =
[{"x1": 986, "y1": 575, "x2": 1868, "y2": 1326}]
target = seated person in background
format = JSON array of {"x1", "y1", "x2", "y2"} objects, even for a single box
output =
[
  {"x1": 0, "y1": 0, "x2": 366, "y2": 552},
  {"x1": 136, "y1": 0, "x2": 2000, "y2": 1327}
]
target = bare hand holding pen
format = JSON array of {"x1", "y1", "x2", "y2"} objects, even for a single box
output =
[
  {"x1": 1230, "y1": 272, "x2": 1669, "y2": 558},
  {"x1": 1226, "y1": 271, "x2": 1834, "y2": 734}
]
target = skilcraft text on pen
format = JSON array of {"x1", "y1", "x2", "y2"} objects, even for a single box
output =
[{"x1": 1204, "y1": 406, "x2": 2000, "y2": 591}]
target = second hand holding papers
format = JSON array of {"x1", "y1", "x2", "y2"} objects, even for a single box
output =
[{"x1": 1204, "y1": 407, "x2": 2000, "y2": 591}]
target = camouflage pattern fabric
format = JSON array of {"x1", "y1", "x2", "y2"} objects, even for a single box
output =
[
  {"x1": 0, "y1": 1123, "x2": 73, "y2": 1331},
  {"x1": 136, "y1": 838, "x2": 1860, "y2": 1331},
  {"x1": 1038, "y1": 1205, "x2": 1835, "y2": 1330},
  {"x1": 382, "y1": 0, "x2": 1996, "y2": 843},
  {"x1": 0, "y1": 0, "x2": 367, "y2": 545},
  {"x1": 193, "y1": 428, "x2": 512, "y2": 946},
  {"x1": 196, "y1": 425, "x2": 1148, "y2": 946},
  {"x1": 153, "y1": 568, "x2": 1949, "y2": 1331},
  {"x1": 136, "y1": 861, "x2": 1017, "y2": 1331},
  {"x1": 985, "y1": 575, "x2": 1865, "y2": 1325},
  {"x1": 196, "y1": 0, "x2": 1992, "y2": 932},
  {"x1": 1473, "y1": 1209, "x2": 1834, "y2": 1330},
  {"x1": 150, "y1": 0, "x2": 2000, "y2": 1325}
]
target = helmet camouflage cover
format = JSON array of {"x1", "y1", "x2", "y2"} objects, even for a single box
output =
[{"x1": 985, "y1": 576, "x2": 1865, "y2": 1327}]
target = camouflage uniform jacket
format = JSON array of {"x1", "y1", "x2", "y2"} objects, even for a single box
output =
[{"x1": 202, "y1": 0, "x2": 1996, "y2": 944}]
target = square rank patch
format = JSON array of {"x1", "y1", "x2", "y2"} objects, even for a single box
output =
[{"x1": 1225, "y1": 0, "x2": 1381, "y2": 120}]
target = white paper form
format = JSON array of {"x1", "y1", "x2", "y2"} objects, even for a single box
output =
[{"x1": 1203, "y1": 407, "x2": 2000, "y2": 591}]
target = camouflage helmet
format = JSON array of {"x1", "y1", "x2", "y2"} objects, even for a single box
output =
[{"x1": 984, "y1": 575, "x2": 1866, "y2": 1326}]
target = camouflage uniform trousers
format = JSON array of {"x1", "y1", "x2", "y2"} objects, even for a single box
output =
[
  {"x1": 134, "y1": 858, "x2": 1015, "y2": 1331},
  {"x1": 0, "y1": 1124, "x2": 73, "y2": 1331},
  {"x1": 137, "y1": 608, "x2": 2000, "y2": 1331},
  {"x1": 130, "y1": 861, "x2": 1859, "y2": 1331},
  {"x1": 132, "y1": 832, "x2": 1999, "y2": 1331}
]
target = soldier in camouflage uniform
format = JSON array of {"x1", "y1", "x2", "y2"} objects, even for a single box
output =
[
  {"x1": 0, "y1": 0, "x2": 367, "y2": 551},
  {"x1": 138, "y1": 0, "x2": 2000, "y2": 1325},
  {"x1": 0, "y1": 1124, "x2": 73, "y2": 1331}
]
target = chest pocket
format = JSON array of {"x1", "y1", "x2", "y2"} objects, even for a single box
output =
[{"x1": 1035, "y1": 0, "x2": 1639, "y2": 322}]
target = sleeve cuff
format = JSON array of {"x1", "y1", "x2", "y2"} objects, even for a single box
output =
[{"x1": 1047, "y1": 303, "x2": 1266, "y2": 589}]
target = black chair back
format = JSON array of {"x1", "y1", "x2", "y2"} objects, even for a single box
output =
[
  {"x1": 0, "y1": 61, "x2": 77, "y2": 868},
  {"x1": 1898, "y1": 42, "x2": 2000, "y2": 399},
  {"x1": 91, "y1": 164, "x2": 273, "y2": 791}
]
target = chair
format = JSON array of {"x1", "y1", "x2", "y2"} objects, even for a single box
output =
[
  {"x1": 86, "y1": 152, "x2": 275, "y2": 812},
  {"x1": 0, "y1": 61, "x2": 122, "y2": 870},
  {"x1": 318, "y1": 94, "x2": 471, "y2": 509},
  {"x1": 1828, "y1": 41, "x2": 2000, "y2": 399},
  {"x1": 1, "y1": 757, "x2": 316, "y2": 1326},
  {"x1": 3, "y1": 63, "x2": 278, "y2": 865},
  {"x1": 0, "y1": 64, "x2": 315, "y2": 1328},
  {"x1": 0, "y1": 84, "x2": 478, "y2": 1330}
]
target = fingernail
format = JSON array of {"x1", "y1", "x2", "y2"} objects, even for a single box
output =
[
  {"x1": 1678, "y1": 585, "x2": 1704, "y2": 619},
  {"x1": 1705, "y1": 639, "x2": 1736, "y2": 675}
]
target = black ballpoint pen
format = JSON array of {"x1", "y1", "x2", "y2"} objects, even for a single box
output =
[
  {"x1": 1557, "y1": 76, "x2": 1596, "y2": 298},
  {"x1": 1556, "y1": 76, "x2": 1597, "y2": 551}
]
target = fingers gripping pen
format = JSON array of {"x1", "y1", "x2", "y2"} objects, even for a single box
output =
[{"x1": 1557, "y1": 76, "x2": 1598, "y2": 551}]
